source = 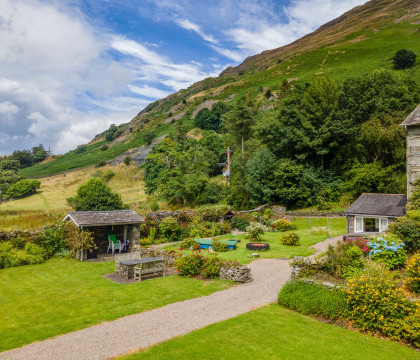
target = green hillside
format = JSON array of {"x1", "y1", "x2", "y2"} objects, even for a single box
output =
[{"x1": 20, "y1": 0, "x2": 420, "y2": 180}]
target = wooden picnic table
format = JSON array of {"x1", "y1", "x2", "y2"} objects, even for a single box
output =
[{"x1": 119, "y1": 257, "x2": 165, "y2": 280}]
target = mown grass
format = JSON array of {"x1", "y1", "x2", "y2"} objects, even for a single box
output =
[
  {"x1": 165, "y1": 217, "x2": 346, "y2": 264},
  {"x1": 120, "y1": 304, "x2": 419, "y2": 360},
  {"x1": 0, "y1": 258, "x2": 233, "y2": 352},
  {"x1": 0, "y1": 164, "x2": 147, "y2": 230}
]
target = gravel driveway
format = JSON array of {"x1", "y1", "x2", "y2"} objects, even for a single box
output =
[{"x1": 0, "y1": 259, "x2": 291, "y2": 360}]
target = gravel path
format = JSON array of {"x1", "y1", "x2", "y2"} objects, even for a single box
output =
[
  {"x1": 311, "y1": 235, "x2": 344, "y2": 255},
  {"x1": 0, "y1": 259, "x2": 291, "y2": 360}
]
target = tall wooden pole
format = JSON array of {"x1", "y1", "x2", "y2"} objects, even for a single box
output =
[{"x1": 227, "y1": 147, "x2": 231, "y2": 187}]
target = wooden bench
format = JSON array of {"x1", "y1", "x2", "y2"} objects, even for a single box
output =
[{"x1": 133, "y1": 258, "x2": 166, "y2": 281}]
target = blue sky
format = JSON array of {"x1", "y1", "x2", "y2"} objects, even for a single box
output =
[{"x1": 0, "y1": 0, "x2": 366, "y2": 154}]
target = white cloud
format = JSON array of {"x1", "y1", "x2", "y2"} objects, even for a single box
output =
[
  {"x1": 111, "y1": 36, "x2": 219, "y2": 91},
  {"x1": 0, "y1": 101, "x2": 19, "y2": 114},
  {"x1": 175, "y1": 18, "x2": 218, "y2": 44},
  {"x1": 128, "y1": 85, "x2": 172, "y2": 99},
  {"x1": 224, "y1": 0, "x2": 367, "y2": 54},
  {"x1": 210, "y1": 45, "x2": 244, "y2": 62}
]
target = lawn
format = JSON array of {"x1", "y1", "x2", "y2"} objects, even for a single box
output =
[
  {"x1": 0, "y1": 258, "x2": 233, "y2": 352},
  {"x1": 165, "y1": 217, "x2": 346, "y2": 264},
  {"x1": 120, "y1": 304, "x2": 419, "y2": 360}
]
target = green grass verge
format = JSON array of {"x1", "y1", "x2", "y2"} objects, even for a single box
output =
[
  {"x1": 165, "y1": 217, "x2": 346, "y2": 264},
  {"x1": 0, "y1": 258, "x2": 232, "y2": 352},
  {"x1": 119, "y1": 304, "x2": 419, "y2": 360}
]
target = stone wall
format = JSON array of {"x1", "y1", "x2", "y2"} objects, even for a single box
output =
[
  {"x1": 132, "y1": 246, "x2": 252, "y2": 283},
  {"x1": 219, "y1": 264, "x2": 252, "y2": 283},
  {"x1": 0, "y1": 229, "x2": 43, "y2": 242}
]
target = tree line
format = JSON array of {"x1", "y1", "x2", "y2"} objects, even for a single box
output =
[{"x1": 144, "y1": 69, "x2": 419, "y2": 209}]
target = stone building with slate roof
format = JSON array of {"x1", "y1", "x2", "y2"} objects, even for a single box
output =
[
  {"x1": 64, "y1": 210, "x2": 144, "y2": 258},
  {"x1": 344, "y1": 194, "x2": 407, "y2": 237},
  {"x1": 401, "y1": 104, "x2": 420, "y2": 199}
]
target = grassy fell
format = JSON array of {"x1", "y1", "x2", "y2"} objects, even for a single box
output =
[{"x1": 0, "y1": 164, "x2": 147, "y2": 230}]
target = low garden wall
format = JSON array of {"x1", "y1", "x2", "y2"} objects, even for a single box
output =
[{"x1": 132, "y1": 245, "x2": 252, "y2": 283}]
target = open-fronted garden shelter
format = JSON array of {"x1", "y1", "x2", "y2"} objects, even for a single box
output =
[{"x1": 64, "y1": 210, "x2": 144, "y2": 258}]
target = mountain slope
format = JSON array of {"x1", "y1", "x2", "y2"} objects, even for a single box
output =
[{"x1": 20, "y1": 0, "x2": 420, "y2": 178}]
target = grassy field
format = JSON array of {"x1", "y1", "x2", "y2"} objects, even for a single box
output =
[
  {"x1": 119, "y1": 304, "x2": 419, "y2": 360},
  {"x1": 0, "y1": 164, "x2": 147, "y2": 230},
  {"x1": 0, "y1": 258, "x2": 233, "y2": 352},
  {"x1": 165, "y1": 217, "x2": 347, "y2": 264}
]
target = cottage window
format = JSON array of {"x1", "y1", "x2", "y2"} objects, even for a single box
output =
[
  {"x1": 354, "y1": 217, "x2": 389, "y2": 233},
  {"x1": 355, "y1": 217, "x2": 363, "y2": 232}
]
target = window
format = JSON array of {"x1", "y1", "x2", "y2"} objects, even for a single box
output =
[
  {"x1": 354, "y1": 217, "x2": 389, "y2": 233},
  {"x1": 379, "y1": 218, "x2": 388, "y2": 232},
  {"x1": 355, "y1": 217, "x2": 363, "y2": 232}
]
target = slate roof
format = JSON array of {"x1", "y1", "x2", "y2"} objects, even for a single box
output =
[
  {"x1": 64, "y1": 210, "x2": 145, "y2": 227},
  {"x1": 344, "y1": 194, "x2": 407, "y2": 217},
  {"x1": 401, "y1": 104, "x2": 420, "y2": 126}
]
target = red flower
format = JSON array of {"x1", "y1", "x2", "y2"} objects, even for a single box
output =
[{"x1": 180, "y1": 248, "x2": 184, "y2": 251}]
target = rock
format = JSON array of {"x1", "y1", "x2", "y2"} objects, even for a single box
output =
[
  {"x1": 304, "y1": 255, "x2": 317, "y2": 266},
  {"x1": 322, "y1": 281, "x2": 335, "y2": 289},
  {"x1": 252, "y1": 253, "x2": 260, "y2": 257}
]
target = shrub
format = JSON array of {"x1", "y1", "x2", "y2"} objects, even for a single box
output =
[
  {"x1": 6, "y1": 179, "x2": 41, "y2": 198},
  {"x1": 345, "y1": 271, "x2": 418, "y2": 345},
  {"x1": 388, "y1": 217, "x2": 420, "y2": 253},
  {"x1": 211, "y1": 240, "x2": 228, "y2": 252},
  {"x1": 245, "y1": 222, "x2": 266, "y2": 241},
  {"x1": 66, "y1": 178, "x2": 124, "y2": 211},
  {"x1": 393, "y1": 49, "x2": 417, "y2": 70},
  {"x1": 101, "y1": 170, "x2": 115, "y2": 183},
  {"x1": 175, "y1": 250, "x2": 204, "y2": 277},
  {"x1": 201, "y1": 256, "x2": 221, "y2": 278},
  {"x1": 179, "y1": 238, "x2": 199, "y2": 250},
  {"x1": 75, "y1": 145, "x2": 87, "y2": 153},
  {"x1": 63, "y1": 222, "x2": 96, "y2": 257},
  {"x1": 278, "y1": 280, "x2": 348, "y2": 320},
  {"x1": 405, "y1": 252, "x2": 420, "y2": 294},
  {"x1": 39, "y1": 223, "x2": 66, "y2": 257},
  {"x1": 187, "y1": 216, "x2": 213, "y2": 239},
  {"x1": 279, "y1": 233, "x2": 300, "y2": 246},
  {"x1": 368, "y1": 236, "x2": 406, "y2": 270},
  {"x1": 147, "y1": 227, "x2": 158, "y2": 243},
  {"x1": 150, "y1": 201, "x2": 159, "y2": 212},
  {"x1": 345, "y1": 237, "x2": 369, "y2": 254},
  {"x1": 123, "y1": 156, "x2": 131, "y2": 165},
  {"x1": 271, "y1": 219, "x2": 297, "y2": 232},
  {"x1": 0, "y1": 241, "x2": 46, "y2": 269},
  {"x1": 232, "y1": 216, "x2": 250, "y2": 231},
  {"x1": 139, "y1": 238, "x2": 151, "y2": 246},
  {"x1": 95, "y1": 160, "x2": 106, "y2": 168},
  {"x1": 159, "y1": 216, "x2": 182, "y2": 242},
  {"x1": 322, "y1": 242, "x2": 365, "y2": 278}
]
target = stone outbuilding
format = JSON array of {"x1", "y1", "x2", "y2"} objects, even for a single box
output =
[
  {"x1": 401, "y1": 104, "x2": 420, "y2": 199},
  {"x1": 344, "y1": 193, "x2": 406, "y2": 237},
  {"x1": 63, "y1": 210, "x2": 145, "y2": 258}
]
